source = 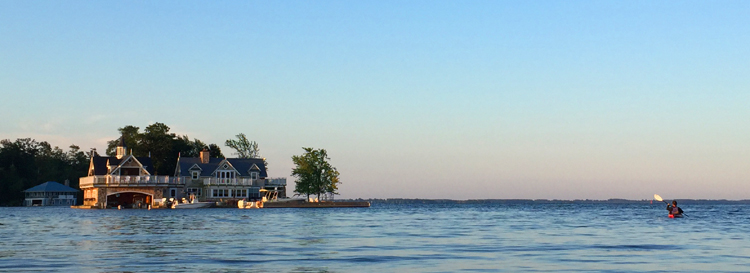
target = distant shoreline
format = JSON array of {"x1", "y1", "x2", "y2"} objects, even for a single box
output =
[{"x1": 340, "y1": 198, "x2": 750, "y2": 204}]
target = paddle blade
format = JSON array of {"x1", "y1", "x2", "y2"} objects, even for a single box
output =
[{"x1": 654, "y1": 194, "x2": 663, "y2": 202}]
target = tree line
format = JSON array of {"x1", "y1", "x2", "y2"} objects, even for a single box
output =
[
  {"x1": 0, "y1": 122, "x2": 256, "y2": 206},
  {"x1": 0, "y1": 122, "x2": 341, "y2": 206},
  {"x1": 0, "y1": 139, "x2": 89, "y2": 206},
  {"x1": 104, "y1": 122, "x2": 225, "y2": 175}
]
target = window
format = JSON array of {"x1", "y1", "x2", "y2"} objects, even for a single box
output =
[
  {"x1": 249, "y1": 187, "x2": 261, "y2": 199},
  {"x1": 236, "y1": 189, "x2": 247, "y2": 198},
  {"x1": 250, "y1": 172, "x2": 259, "y2": 179},
  {"x1": 212, "y1": 189, "x2": 231, "y2": 197},
  {"x1": 187, "y1": 188, "x2": 202, "y2": 196},
  {"x1": 216, "y1": 171, "x2": 235, "y2": 180},
  {"x1": 170, "y1": 189, "x2": 176, "y2": 197},
  {"x1": 191, "y1": 171, "x2": 200, "y2": 179}
]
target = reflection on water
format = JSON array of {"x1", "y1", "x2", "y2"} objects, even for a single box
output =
[{"x1": 1, "y1": 203, "x2": 750, "y2": 272}]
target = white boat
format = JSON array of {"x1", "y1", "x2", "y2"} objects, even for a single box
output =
[
  {"x1": 259, "y1": 189, "x2": 305, "y2": 203},
  {"x1": 270, "y1": 196, "x2": 307, "y2": 203},
  {"x1": 172, "y1": 197, "x2": 212, "y2": 209}
]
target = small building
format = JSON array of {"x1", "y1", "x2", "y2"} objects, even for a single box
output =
[
  {"x1": 23, "y1": 181, "x2": 79, "y2": 206},
  {"x1": 174, "y1": 149, "x2": 286, "y2": 202}
]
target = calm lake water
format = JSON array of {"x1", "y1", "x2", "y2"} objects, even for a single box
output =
[{"x1": 1, "y1": 201, "x2": 749, "y2": 272}]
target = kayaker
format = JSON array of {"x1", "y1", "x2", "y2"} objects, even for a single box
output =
[{"x1": 666, "y1": 200, "x2": 683, "y2": 216}]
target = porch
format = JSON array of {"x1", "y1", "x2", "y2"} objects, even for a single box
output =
[{"x1": 79, "y1": 175, "x2": 184, "y2": 188}]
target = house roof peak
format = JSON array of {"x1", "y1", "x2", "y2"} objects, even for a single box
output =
[{"x1": 118, "y1": 133, "x2": 127, "y2": 148}]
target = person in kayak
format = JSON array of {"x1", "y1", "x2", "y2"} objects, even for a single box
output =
[{"x1": 666, "y1": 200, "x2": 683, "y2": 216}]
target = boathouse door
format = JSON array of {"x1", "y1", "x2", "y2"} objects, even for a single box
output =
[{"x1": 107, "y1": 192, "x2": 152, "y2": 208}]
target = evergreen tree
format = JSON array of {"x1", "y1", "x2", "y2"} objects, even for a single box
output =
[{"x1": 0, "y1": 138, "x2": 89, "y2": 206}]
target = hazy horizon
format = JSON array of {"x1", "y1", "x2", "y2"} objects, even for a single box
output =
[{"x1": 2, "y1": 1, "x2": 748, "y2": 200}]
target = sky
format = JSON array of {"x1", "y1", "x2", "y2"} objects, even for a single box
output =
[{"x1": 1, "y1": 1, "x2": 748, "y2": 200}]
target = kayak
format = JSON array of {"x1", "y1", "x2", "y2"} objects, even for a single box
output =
[{"x1": 668, "y1": 214, "x2": 683, "y2": 218}]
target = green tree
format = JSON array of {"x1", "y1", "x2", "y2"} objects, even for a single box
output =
[
  {"x1": 172, "y1": 136, "x2": 224, "y2": 168},
  {"x1": 291, "y1": 147, "x2": 341, "y2": 200},
  {"x1": 140, "y1": 122, "x2": 175, "y2": 175},
  {"x1": 0, "y1": 138, "x2": 89, "y2": 206},
  {"x1": 207, "y1": 144, "x2": 224, "y2": 159},
  {"x1": 105, "y1": 125, "x2": 141, "y2": 156},
  {"x1": 225, "y1": 133, "x2": 266, "y2": 169},
  {"x1": 103, "y1": 123, "x2": 225, "y2": 175},
  {"x1": 225, "y1": 133, "x2": 260, "y2": 158}
]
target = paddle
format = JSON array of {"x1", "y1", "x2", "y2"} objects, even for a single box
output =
[
  {"x1": 653, "y1": 194, "x2": 669, "y2": 205},
  {"x1": 654, "y1": 194, "x2": 687, "y2": 217}
]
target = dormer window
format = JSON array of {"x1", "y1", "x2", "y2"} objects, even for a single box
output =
[
  {"x1": 250, "y1": 172, "x2": 259, "y2": 179},
  {"x1": 191, "y1": 171, "x2": 200, "y2": 179}
]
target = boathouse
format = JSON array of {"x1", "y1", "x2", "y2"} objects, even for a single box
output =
[
  {"x1": 23, "y1": 181, "x2": 79, "y2": 206},
  {"x1": 78, "y1": 136, "x2": 183, "y2": 208},
  {"x1": 174, "y1": 149, "x2": 286, "y2": 203}
]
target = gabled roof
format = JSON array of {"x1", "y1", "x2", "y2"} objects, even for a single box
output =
[
  {"x1": 110, "y1": 154, "x2": 151, "y2": 175},
  {"x1": 175, "y1": 157, "x2": 267, "y2": 177},
  {"x1": 90, "y1": 154, "x2": 153, "y2": 175},
  {"x1": 24, "y1": 181, "x2": 79, "y2": 193}
]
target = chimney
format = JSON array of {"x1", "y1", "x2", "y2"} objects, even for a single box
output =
[
  {"x1": 200, "y1": 148, "x2": 210, "y2": 164},
  {"x1": 64, "y1": 179, "x2": 70, "y2": 187}
]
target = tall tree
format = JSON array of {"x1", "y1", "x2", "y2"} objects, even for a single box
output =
[
  {"x1": 103, "y1": 123, "x2": 225, "y2": 175},
  {"x1": 225, "y1": 133, "x2": 267, "y2": 169},
  {"x1": 141, "y1": 122, "x2": 175, "y2": 175},
  {"x1": 207, "y1": 144, "x2": 224, "y2": 159},
  {"x1": 291, "y1": 147, "x2": 341, "y2": 200},
  {"x1": 172, "y1": 136, "x2": 224, "y2": 165},
  {"x1": 225, "y1": 133, "x2": 260, "y2": 158},
  {"x1": 105, "y1": 125, "x2": 141, "y2": 156}
]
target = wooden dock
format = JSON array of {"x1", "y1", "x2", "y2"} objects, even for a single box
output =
[
  {"x1": 263, "y1": 201, "x2": 370, "y2": 208},
  {"x1": 71, "y1": 205, "x2": 97, "y2": 209}
]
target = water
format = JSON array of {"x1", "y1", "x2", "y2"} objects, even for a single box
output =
[{"x1": 1, "y1": 201, "x2": 750, "y2": 272}]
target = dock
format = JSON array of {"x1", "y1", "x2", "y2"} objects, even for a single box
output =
[
  {"x1": 70, "y1": 205, "x2": 96, "y2": 209},
  {"x1": 263, "y1": 201, "x2": 370, "y2": 208}
]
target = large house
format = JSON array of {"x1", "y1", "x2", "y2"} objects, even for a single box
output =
[
  {"x1": 78, "y1": 135, "x2": 286, "y2": 208},
  {"x1": 23, "y1": 181, "x2": 79, "y2": 206},
  {"x1": 173, "y1": 149, "x2": 286, "y2": 202},
  {"x1": 78, "y1": 136, "x2": 183, "y2": 208}
]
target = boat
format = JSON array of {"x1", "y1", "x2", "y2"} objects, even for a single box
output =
[
  {"x1": 237, "y1": 189, "x2": 308, "y2": 209},
  {"x1": 259, "y1": 189, "x2": 305, "y2": 203},
  {"x1": 238, "y1": 199, "x2": 263, "y2": 209},
  {"x1": 270, "y1": 197, "x2": 307, "y2": 203},
  {"x1": 172, "y1": 197, "x2": 212, "y2": 209},
  {"x1": 668, "y1": 214, "x2": 683, "y2": 218}
]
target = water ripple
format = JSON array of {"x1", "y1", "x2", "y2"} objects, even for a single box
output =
[{"x1": 1, "y1": 203, "x2": 749, "y2": 272}]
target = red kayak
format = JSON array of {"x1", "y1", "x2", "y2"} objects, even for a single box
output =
[{"x1": 668, "y1": 214, "x2": 683, "y2": 218}]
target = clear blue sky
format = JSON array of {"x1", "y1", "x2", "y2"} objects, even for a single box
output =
[{"x1": 1, "y1": 1, "x2": 748, "y2": 200}]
